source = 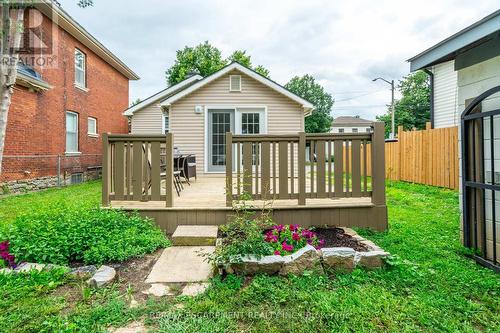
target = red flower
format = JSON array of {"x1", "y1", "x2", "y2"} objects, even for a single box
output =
[
  {"x1": 292, "y1": 232, "x2": 300, "y2": 241},
  {"x1": 289, "y1": 224, "x2": 299, "y2": 232},
  {"x1": 0, "y1": 241, "x2": 9, "y2": 252},
  {"x1": 274, "y1": 250, "x2": 281, "y2": 255}
]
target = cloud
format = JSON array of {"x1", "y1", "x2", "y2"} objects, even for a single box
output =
[{"x1": 59, "y1": 0, "x2": 500, "y2": 120}]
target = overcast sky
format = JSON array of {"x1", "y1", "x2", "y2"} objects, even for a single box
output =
[{"x1": 59, "y1": 0, "x2": 499, "y2": 120}]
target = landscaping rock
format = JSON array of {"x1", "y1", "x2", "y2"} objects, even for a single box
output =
[
  {"x1": 357, "y1": 251, "x2": 388, "y2": 269},
  {"x1": 87, "y1": 265, "x2": 116, "y2": 288},
  {"x1": 142, "y1": 283, "x2": 174, "y2": 297},
  {"x1": 321, "y1": 247, "x2": 356, "y2": 271},
  {"x1": 231, "y1": 255, "x2": 286, "y2": 275},
  {"x1": 15, "y1": 263, "x2": 48, "y2": 272},
  {"x1": 70, "y1": 265, "x2": 97, "y2": 278},
  {"x1": 279, "y1": 245, "x2": 323, "y2": 276},
  {"x1": 181, "y1": 283, "x2": 209, "y2": 297}
]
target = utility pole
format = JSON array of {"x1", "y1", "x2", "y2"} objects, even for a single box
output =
[{"x1": 373, "y1": 77, "x2": 396, "y2": 139}]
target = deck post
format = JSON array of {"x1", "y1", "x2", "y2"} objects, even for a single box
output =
[
  {"x1": 101, "y1": 133, "x2": 110, "y2": 206},
  {"x1": 298, "y1": 132, "x2": 306, "y2": 205},
  {"x1": 372, "y1": 122, "x2": 386, "y2": 206},
  {"x1": 225, "y1": 132, "x2": 233, "y2": 207},
  {"x1": 165, "y1": 133, "x2": 174, "y2": 207}
]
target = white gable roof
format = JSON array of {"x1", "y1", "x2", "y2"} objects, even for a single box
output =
[
  {"x1": 160, "y1": 63, "x2": 315, "y2": 112},
  {"x1": 123, "y1": 75, "x2": 203, "y2": 116}
]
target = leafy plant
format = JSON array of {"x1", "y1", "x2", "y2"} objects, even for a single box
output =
[
  {"x1": 2, "y1": 207, "x2": 170, "y2": 265},
  {"x1": 264, "y1": 224, "x2": 324, "y2": 255}
]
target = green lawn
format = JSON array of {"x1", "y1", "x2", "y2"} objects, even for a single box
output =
[{"x1": 1, "y1": 181, "x2": 499, "y2": 332}]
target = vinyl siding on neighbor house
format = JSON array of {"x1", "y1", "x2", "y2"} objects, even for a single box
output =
[
  {"x1": 431, "y1": 60, "x2": 458, "y2": 128},
  {"x1": 130, "y1": 69, "x2": 304, "y2": 173},
  {"x1": 130, "y1": 103, "x2": 163, "y2": 134}
]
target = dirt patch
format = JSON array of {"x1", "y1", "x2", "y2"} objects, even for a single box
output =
[
  {"x1": 313, "y1": 227, "x2": 368, "y2": 252},
  {"x1": 52, "y1": 248, "x2": 164, "y2": 312}
]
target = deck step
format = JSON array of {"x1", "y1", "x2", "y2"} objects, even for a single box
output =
[{"x1": 172, "y1": 225, "x2": 218, "y2": 246}]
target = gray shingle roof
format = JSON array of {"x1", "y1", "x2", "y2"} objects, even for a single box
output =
[{"x1": 331, "y1": 116, "x2": 373, "y2": 126}]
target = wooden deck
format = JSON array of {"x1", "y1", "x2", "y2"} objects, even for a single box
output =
[{"x1": 109, "y1": 176, "x2": 386, "y2": 234}]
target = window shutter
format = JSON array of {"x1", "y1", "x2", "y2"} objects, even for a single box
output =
[{"x1": 230, "y1": 75, "x2": 241, "y2": 92}]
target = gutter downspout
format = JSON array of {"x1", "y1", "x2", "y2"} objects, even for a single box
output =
[{"x1": 424, "y1": 68, "x2": 434, "y2": 129}]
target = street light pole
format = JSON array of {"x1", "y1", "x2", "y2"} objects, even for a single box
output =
[{"x1": 373, "y1": 77, "x2": 396, "y2": 139}]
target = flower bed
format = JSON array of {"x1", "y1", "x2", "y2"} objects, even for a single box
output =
[{"x1": 221, "y1": 226, "x2": 389, "y2": 276}]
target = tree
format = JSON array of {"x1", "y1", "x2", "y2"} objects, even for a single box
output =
[
  {"x1": 0, "y1": 0, "x2": 92, "y2": 173},
  {"x1": 376, "y1": 71, "x2": 430, "y2": 137},
  {"x1": 165, "y1": 41, "x2": 270, "y2": 85},
  {"x1": 285, "y1": 75, "x2": 334, "y2": 133}
]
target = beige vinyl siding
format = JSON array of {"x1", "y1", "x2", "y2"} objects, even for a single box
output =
[
  {"x1": 170, "y1": 69, "x2": 304, "y2": 174},
  {"x1": 432, "y1": 60, "x2": 458, "y2": 128},
  {"x1": 130, "y1": 103, "x2": 163, "y2": 134}
]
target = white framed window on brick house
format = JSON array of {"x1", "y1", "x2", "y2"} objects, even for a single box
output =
[
  {"x1": 66, "y1": 111, "x2": 79, "y2": 153},
  {"x1": 75, "y1": 48, "x2": 86, "y2": 88},
  {"x1": 162, "y1": 113, "x2": 170, "y2": 133},
  {"x1": 352, "y1": 128, "x2": 358, "y2": 133},
  {"x1": 88, "y1": 117, "x2": 97, "y2": 136},
  {"x1": 229, "y1": 75, "x2": 241, "y2": 92}
]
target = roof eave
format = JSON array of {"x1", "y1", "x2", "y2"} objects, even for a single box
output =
[
  {"x1": 16, "y1": 73, "x2": 52, "y2": 91},
  {"x1": 408, "y1": 10, "x2": 500, "y2": 71}
]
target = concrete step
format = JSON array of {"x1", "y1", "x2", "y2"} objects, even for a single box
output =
[
  {"x1": 145, "y1": 246, "x2": 215, "y2": 283},
  {"x1": 172, "y1": 225, "x2": 218, "y2": 246}
]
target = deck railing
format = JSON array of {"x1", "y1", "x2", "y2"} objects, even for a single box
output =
[
  {"x1": 225, "y1": 122, "x2": 386, "y2": 206},
  {"x1": 102, "y1": 133, "x2": 174, "y2": 207}
]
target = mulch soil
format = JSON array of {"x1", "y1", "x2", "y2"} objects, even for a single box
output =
[{"x1": 313, "y1": 227, "x2": 368, "y2": 252}]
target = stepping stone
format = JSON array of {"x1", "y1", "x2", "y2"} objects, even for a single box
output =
[
  {"x1": 145, "y1": 246, "x2": 215, "y2": 283},
  {"x1": 109, "y1": 321, "x2": 146, "y2": 333},
  {"x1": 141, "y1": 283, "x2": 175, "y2": 297},
  {"x1": 172, "y1": 225, "x2": 218, "y2": 246},
  {"x1": 181, "y1": 283, "x2": 209, "y2": 297}
]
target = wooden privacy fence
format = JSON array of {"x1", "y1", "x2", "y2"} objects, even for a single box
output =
[
  {"x1": 225, "y1": 122, "x2": 386, "y2": 206},
  {"x1": 101, "y1": 133, "x2": 175, "y2": 207},
  {"x1": 346, "y1": 124, "x2": 459, "y2": 189}
]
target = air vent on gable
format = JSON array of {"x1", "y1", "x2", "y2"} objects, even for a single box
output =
[{"x1": 229, "y1": 75, "x2": 241, "y2": 92}]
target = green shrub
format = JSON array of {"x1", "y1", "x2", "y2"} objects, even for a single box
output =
[{"x1": 2, "y1": 207, "x2": 170, "y2": 265}]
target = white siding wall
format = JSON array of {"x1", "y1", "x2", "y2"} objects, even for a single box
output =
[
  {"x1": 457, "y1": 55, "x2": 500, "y2": 259},
  {"x1": 170, "y1": 69, "x2": 304, "y2": 174},
  {"x1": 431, "y1": 60, "x2": 458, "y2": 128},
  {"x1": 130, "y1": 103, "x2": 163, "y2": 134}
]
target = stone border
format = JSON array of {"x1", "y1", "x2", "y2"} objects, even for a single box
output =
[{"x1": 222, "y1": 227, "x2": 389, "y2": 276}]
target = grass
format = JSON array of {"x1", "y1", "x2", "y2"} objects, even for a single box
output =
[{"x1": 0, "y1": 181, "x2": 499, "y2": 332}]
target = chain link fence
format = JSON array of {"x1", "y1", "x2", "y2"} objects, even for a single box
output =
[{"x1": 0, "y1": 154, "x2": 102, "y2": 194}]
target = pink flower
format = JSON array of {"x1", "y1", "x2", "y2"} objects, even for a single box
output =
[
  {"x1": 289, "y1": 224, "x2": 299, "y2": 232},
  {"x1": 292, "y1": 232, "x2": 300, "y2": 241},
  {"x1": 273, "y1": 224, "x2": 285, "y2": 233},
  {"x1": 274, "y1": 250, "x2": 281, "y2": 255},
  {"x1": 301, "y1": 230, "x2": 312, "y2": 239},
  {"x1": 0, "y1": 241, "x2": 9, "y2": 252},
  {"x1": 282, "y1": 242, "x2": 294, "y2": 252}
]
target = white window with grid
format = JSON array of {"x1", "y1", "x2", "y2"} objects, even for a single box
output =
[
  {"x1": 75, "y1": 49, "x2": 86, "y2": 88},
  {"x1": 229, "y1": 75, "x2": 241, "y2": 92},
  {"x1": 88, "y1": 117, "x2": 97, "y2": 135}
]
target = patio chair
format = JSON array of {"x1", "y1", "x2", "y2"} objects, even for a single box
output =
[{"x1": 143, "y1": 144, "x2": 181, "y2": 197}]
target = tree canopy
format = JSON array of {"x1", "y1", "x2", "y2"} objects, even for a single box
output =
[
  {"x1": 166, "y1": 42, "x2": 270, "y2": 85},
  {"x1": 285, "y1": 75, "x2": 334, "y2": 133},
  {"x1": 376, "y1": 71, "x2": 430, "y2": 137}
]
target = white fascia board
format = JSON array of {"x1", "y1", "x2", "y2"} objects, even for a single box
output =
[{"x1": 123, "y1": 75, "x2": 203, "y2": 116}]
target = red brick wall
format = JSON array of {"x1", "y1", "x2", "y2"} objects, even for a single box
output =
[{"x1": 1, "y1": 10, "x2": 130, "y2": 182}]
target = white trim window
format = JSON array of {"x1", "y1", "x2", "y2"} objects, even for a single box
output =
[
  {"x1": 352, "y1": 128, "x2": 358, "y2": 133},
  {"x1": 162, "y1": 113, "x2": 170, "y2": 133},
  {"x1": 229, "y1": 75, "x2": 241, "y2": 92},
  {"x1": 66, "y1": 111, "x2": 79, "y2": 153},
  {"x1": 88, "y1": 117, "x2": 97, "y2": 136},
  {"x1": 75, "y1": 48, "x2": 86, "y2": 88}
]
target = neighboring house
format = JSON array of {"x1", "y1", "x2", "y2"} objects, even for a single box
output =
[
  {"x1": 426, "y1": 60, "x2": 459, "y2": 128},
  {"x1": 1, "y1": 2, "x2": 139, "y2": 193},
  {"x1": 408, "y1": 9, "x2": 500, "y2": 270},
  {"x1": 125, "y1": 62, "x2": 314, "y2": 174},
  {"x1": 330, "y1": 116, "x2": 373, "y2": 133}
]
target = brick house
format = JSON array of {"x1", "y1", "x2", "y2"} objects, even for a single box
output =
[{"x1": 1, "y1": 2, "x2": 139, "y2": 193}]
